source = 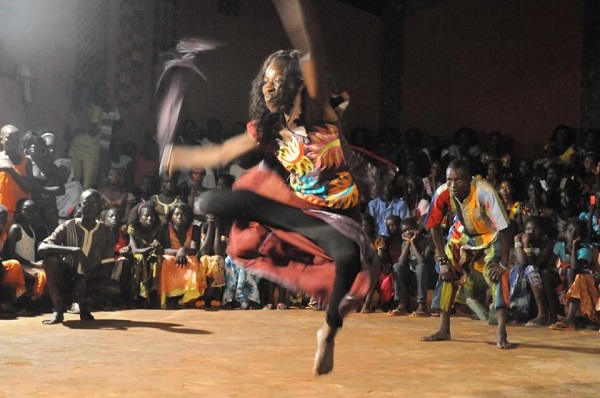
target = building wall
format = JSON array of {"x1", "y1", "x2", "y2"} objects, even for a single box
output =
[
  {"x1": 0, "y1": 0, "x2": 381, "y2": 157},
  {"x1": 400, "y1": 0, "x2": 584, "y2": 155}
]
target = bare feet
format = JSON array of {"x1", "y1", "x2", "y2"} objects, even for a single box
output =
[
  {"x1": 496, "y1": 330, "x2": 512, "y2": 349},
  {"x1": 420, "y1": 330, "x2": 451, "y2": 341},
  {"x1": 525, "y1": 317, "x2": 550, "y2": 327},
  {"x1": 42, "y1": 312, "x2": 64, "y2": 325},
  {"x1": 313, "y1": 324, "x2": 336, "y2": 376}
]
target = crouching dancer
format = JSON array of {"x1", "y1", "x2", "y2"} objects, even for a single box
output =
[{"x1": 421, "y1": 159, "x2": 513, "y2": 348}]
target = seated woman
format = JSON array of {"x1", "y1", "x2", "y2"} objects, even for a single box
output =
[
  {"x1": 543, "y1": 219, "x2": 593, "y2": 325},
  {"x1": 128, "y1": 203, "x2": 162, "y2": 308},
  {"x1": 549, "y1": 269, "x2": 600, "y2": 330},
  {"x1": 158, "y1": 202, "x2": 206, "y2": 308},
  {"x1": 5, "y1": 199, "x2": 47, "y2": 305},
  {"x1": 98, "y1": 167, "x2": 136, "y2": 224},
  {"x1": 481, "y1": 159, "x2": 503, "y2": 191},
  {"x1": 149, "y1": 173, "x2": 182, "y2": 226},
  {"x1": 498, "y1": 178, "x2": 523, "y2": 238}
]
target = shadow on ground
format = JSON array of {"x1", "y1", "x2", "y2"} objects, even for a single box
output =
[{"x1": 63, "y1": 319, "x2": 213, "y2": 334}]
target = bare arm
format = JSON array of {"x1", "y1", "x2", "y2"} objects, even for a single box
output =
[
  {"x1": 6, "y1": 226, "x2": 36, "y2": 267},
  {"x1": 273, "y1": 0, "x2": 338, "y2": 124},
  {"x1": 168, "y1": 133, "x2": 256, "y2": 174}
]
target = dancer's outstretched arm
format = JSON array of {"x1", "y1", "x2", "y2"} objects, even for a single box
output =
[
  {"x1": 167, "y1": 130, "x2": 256, "y2": 174},
  {"x1": 273, "y1": 0, "x2": 338, "y2": 125}
]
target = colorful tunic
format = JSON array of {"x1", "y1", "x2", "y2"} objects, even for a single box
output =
[
  {"x1": 249, "y1": 121, "x2": 360, "y2": 210},
  {"x1": 227, "y1": 118, "x2": 378, "y2": 303},
  {"x1": 425, "y1": 179, "x2": 510, "y2": 312}
]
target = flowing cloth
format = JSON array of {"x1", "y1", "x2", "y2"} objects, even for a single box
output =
[{"x1": 226, "y1": 165, "x2": 379, "y2": 305}]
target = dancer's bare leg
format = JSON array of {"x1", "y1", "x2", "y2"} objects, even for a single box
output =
[{"x1": 422, "y1": 280, "x2": 456, "y2": 341}]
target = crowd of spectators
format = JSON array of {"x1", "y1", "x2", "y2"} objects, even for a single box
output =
[{"x1": 1, "y1": 92, "x2": 599, "y2": 332}]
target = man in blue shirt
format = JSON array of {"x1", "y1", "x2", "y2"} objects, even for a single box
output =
[{"x1": 367, "y1": 184, "x2": 411, "y2": 236}]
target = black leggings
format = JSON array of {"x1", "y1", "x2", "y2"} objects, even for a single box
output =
[{"x1": 202, "y1": 189, "x2": 361, "y2": 328}]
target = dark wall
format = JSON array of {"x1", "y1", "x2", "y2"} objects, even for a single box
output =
[{"x1": 400, "y1": 0, "x2": 584, "y2": 156}]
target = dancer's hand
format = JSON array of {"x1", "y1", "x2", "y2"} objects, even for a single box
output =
[
  {"x1": 439, "y1": 263, "x2": 452, "y2": 282},
  {"x1": 488, "y1": 262, "x2": 506, "y2": 283}
]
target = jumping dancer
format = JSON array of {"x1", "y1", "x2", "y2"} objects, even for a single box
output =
[{"x1": 158, "y1": 0, "x2": 378, "y2": 375}]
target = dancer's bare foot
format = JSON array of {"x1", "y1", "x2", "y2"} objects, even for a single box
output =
[
  {"x1": 313, "y1": 324, "x2": 336, "y2": 376},
  {"x1": 420, "y1": 330, "x2": 451, "y2": 341},
  {"x1": 496, "y1": 330, "x2": 512, "y2": 349},
  {"x1": 42, "y1": 311, "x2": 64, "y2": 325}
]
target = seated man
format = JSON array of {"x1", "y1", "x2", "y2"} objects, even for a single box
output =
[
  {"x1": 38, "y1": 189, "x2": 114, "y2": 324},
  {"x1": 392, "y1": 217, "x2": 436, "y2": 317},
  {"x1": 367, "y1": 185, "x2": 411, "y2": 236}
]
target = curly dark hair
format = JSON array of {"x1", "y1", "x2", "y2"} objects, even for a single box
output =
[{"x1": 249, "y1": 50, "x2": 303, "y2": 143}]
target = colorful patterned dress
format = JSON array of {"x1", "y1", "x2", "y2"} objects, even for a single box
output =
[{"x1": 226, "y1": 115, "x2": 378, "y2": 303}]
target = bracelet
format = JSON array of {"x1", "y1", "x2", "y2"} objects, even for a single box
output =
[
  {"x1": 435, "y1": 255, "x2": 450, "y2": 265},
  {"x1": 514, "y1": 242, "x2": 523, "y2": 249},
  {"x1": 523, "y1": 247, "x2": 533, "y2": 255}
]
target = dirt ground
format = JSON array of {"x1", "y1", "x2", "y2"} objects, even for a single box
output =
[{"x1": 1, "y1": 308, "x2": 599, "y2": 397}]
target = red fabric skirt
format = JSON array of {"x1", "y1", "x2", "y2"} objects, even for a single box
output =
[{"x1": 227, "y1": 165, "x2": 377, "y2": 304}]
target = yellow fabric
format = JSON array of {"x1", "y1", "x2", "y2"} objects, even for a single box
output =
[{"x1": 200, "y1": 255, "x2": 226, "y2": 288}]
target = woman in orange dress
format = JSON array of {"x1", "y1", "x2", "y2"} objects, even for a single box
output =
[{"x1": 158, "y1": 202, "x2": 206, "y2": 308}]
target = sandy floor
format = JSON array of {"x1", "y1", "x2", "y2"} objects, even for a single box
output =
[{"x1": 1, "y1": 308, "x2": 599, "y2": 397}]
